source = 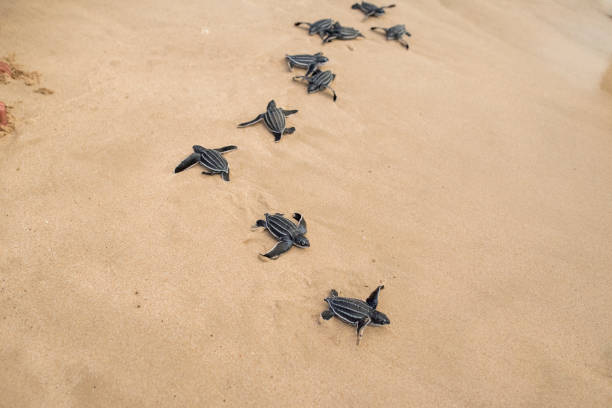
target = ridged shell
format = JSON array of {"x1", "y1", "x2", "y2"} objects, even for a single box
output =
[
  {"x1": 287, "y1": 54, "x2": 319, "y2": 68},
  {"x1": 387, "y1": 24, "x2": 406, "y2": 39},
  {"x1": 263, "y1": 106, "x2": 286, "y2": 134},
  {"x1": 265, "y1": 213, "x2": 299, "y2": 239},
  {"x1": 311, "y1": 70, "x2": 334, "y2": 87},
  {"x1": 325, "y1": 296, "x2": 373, "y2": 325},
  {"x1": 200, "y1": 149, "x2": 228, "y2": 172},
  {"x1": 310, "y1": 18, "x2": 333, "y2": 35}
]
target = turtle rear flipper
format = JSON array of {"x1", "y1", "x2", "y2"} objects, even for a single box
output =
[
  {"x1": 330, "y1": 289, "x2": 338, "y2": 297},
  {"x1": 261, "y1": 238, "x2": 293, "y2": 259},
  {"x1": 321, "y1": 310, "x2": 334, "y2": 320},
  {"x1": 273, "y1": 132, "x2": 282, "y2": 142},
  {"x1": 357, "y1": 316, "x2": 372, "y2": 345},
  {"x1": 175, "y1": 153, "x2": 200, "y2": 173},
  {"x1": 252, "y1": 219, "x2": 267, "y2": 230},
  {"x1": 283, "y1": 127, "x2": 295, "y2": 135}
]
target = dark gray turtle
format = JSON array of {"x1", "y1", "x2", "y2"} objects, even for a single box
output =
[
  {"x1": 371, "y1": 24, "x2": 411, "y2": 49},
  {"x1": 237, "y1": 100, "x2": 298, "y2": 142},
  {"x1": 352, "y1": 2, "x2": 396, "y2": 19},
  {"x1": 321, "y1": 285, "x2": 390, "y2": 345},
  {"x1": 293, "y1": 68, "x2": 337, "y2": 101},
  {"x1": 252, "y1": 213, "x2": 309, "y2": 259},
  {"x1": 294, "y1": 18, "x2": 334, "y2": 39},
  {"x1": 174, "y1": 145, "x2": 237, "y2": 181},
  {"x1": 322, "y1": 22, "x2": 365, "y2": 43},
  {"x1": 286, "y1": 52, "x2": 329, "y2": 77}
]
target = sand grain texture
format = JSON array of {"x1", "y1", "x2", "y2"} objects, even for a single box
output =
[{"x1": 1, "y1": 0, "x2": 612, "y2": 407}]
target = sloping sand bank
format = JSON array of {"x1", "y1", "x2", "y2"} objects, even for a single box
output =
[{"x1": 1, "y1": 1, "x2": 611, "y2": 406}]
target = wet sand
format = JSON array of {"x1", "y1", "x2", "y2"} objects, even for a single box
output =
[{"x1": 1, "y1": 0, "x2": 612, "y2": 406}]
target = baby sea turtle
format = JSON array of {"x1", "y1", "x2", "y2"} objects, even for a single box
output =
[
  {"x1": 294, "y1": 18, "x2": 334, "y2": 39},
  {"x1": 237, "y1": 100, "x2": 298, "y2": 142},
  {"x1": 322, "y1": 22, "x2": 365, "y2": 43},
  {"x1": 174, "y1": 145, "x2": 237, "y2": 182},
  {"x1": 293, "y1": 68, "x2": 337, "y2": 101},
  {"x1": 351, "y1": 2, "x2": 396, "y2": 19},
  {"x1": 253, "y1": 213, "x2": 309, "y2": 259},
  {"x1": 371, "y1": 24, "x2": 411, "y2": 49},
  {"x1": 286, "y1": 52, "x2": 329, "y2": 77},
  {"x1": 321, "y1": 285, "x2": 390, "y2": 345}
]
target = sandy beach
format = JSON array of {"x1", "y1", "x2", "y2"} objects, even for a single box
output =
[{"x1": 1, "y1": 0, "x2": 612, "y2": 406}]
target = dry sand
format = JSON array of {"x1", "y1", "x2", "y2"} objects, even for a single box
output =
[{"x1": 1, "y1": 0, "x2": 612, "y2": 406}]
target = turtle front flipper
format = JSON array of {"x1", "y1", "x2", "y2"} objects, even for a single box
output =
[
  {"x1": 237, "y1": 114, "x2": 264, "y2": 128},
  {"x1": 370, "y1": 27, "x2": 387, "y2": 34},
  {"x1": 215, "y1": 145, "x2": 238, "y2": 153},
  {"x1": 321, "y1": 310, "x2": 334, "y2": 320},
  {"x1": 365, "y1": 285, "x2": 384, "y2": 309},
  {"x1": 282, "y1": 109, "x2": 298, "y2": 116},
  {"x1": 356, "y1": 316, "x2": 372, "y2": 345},
  {"x1": 326, "y1": 85, "x2": 337, "y2": 102},
  {"x1": 293, "y1": 213, "x2": 307, "y2": 234},
  {"x1": 261, "y1": 237, "x2": 293, "y2": 259},
  {"x1": 305, "y1": 63, "x2": 318, "y2": 77},
  {"x1": 175, "y1": 153, "x2": 201, "y2": 173},
  {"x1": 294, "y1": 21, "x2": 311, "y2": 28}
]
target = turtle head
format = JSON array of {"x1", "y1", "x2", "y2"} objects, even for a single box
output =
[
  {"x1": 316, "y1": 55, "x2": 329, "y2": 64},
  {"x1": 294, "y1": 234, "x2": 310, "y2": 248},
  {"x1": 370, "y1": 310, "x2": 390, "y2": 325}
]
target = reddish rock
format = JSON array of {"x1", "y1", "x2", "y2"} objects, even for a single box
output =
[
  {"x1": 0, "y1": 102, "x2": 7, "y2": 126},
  {"x1": 0, "y1": 61, "x2": 11, "y2": 75}
]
